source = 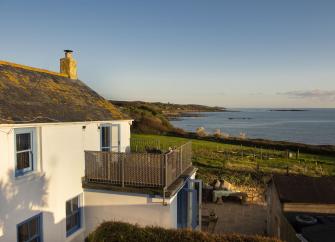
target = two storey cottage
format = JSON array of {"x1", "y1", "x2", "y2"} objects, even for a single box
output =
[{"x1": 0, "y1": 51, "x2": 200, "y2": 242}]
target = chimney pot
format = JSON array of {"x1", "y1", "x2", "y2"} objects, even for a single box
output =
[
  {"x1": 60, "y1": 50, "x2": 77, "y2": 79},
  {"x1": 64, "y1": 49, "x2": 73, "y2": 58}
]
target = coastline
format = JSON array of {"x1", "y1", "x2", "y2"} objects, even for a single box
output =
[
  {"x1": 167, "y1": 110, "x2": 335, "y2": 155},
  {"x1": 170, "y1": 108, "x2": 335, "y2": 146},
  {"x1": 110, "y1": 100, "x2": 335, "y2": 154},
  {"x1": 165, "y1": 109, "x2": 234, "y2": 121}
]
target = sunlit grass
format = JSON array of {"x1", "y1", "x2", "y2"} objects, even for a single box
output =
[{"x1": 132, "y1": 134, "x2": 335, "y2": 185}]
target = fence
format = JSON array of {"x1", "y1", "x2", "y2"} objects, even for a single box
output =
[
  {"x1": 84, "y1": 142, "x2": 192, "y2": 188},
  {"x1": 192, "y1": 143, "x2": 335, "y2": 176},
  {"x1": 130, "y1": 137, "x2": 186, "y2": 153}
]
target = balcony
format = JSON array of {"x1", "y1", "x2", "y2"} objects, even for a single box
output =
[{"x1": 83, "y1": 139, "x2": 194, "y2": 196}]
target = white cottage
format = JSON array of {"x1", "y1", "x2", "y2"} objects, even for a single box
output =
[{"x1": 0, "y1": 51, "x2": 200, "y2": 242}]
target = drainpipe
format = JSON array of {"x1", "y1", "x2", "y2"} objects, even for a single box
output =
[{"x1": 38, "y1": 126, "x2": 43, "y2": 172}]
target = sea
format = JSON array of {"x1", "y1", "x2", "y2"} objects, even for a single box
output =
[{"x1": 171, "y1": 108, "x2": 335, "y2": 145}]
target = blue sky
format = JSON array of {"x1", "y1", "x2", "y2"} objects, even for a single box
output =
[{"x1": 1, "y1": 0, "x2": 335, "y2": 108}]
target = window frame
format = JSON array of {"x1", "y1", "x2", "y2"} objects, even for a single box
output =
[
  {"x1": 17, "y1": 213, "x2": 43, "y2": 242},
  {"x1": 66, "y1": 195, "x2": 82, "y2": 237},
  {"x1": 14, "y1": 128, "x2": 36, "y2": 177},
  {"x1": 100, "y1": 123, "x2": 121, "y2": 152},
  {"x1": 100, "y1": 124, "x2": 111, "y2": 151}
]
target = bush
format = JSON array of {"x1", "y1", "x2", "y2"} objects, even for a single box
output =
[
  {"x1": 239, "y1": 132, "x2": 247, "y2": 140},
  {"x1": 196, "y1": 127, "x2": 208, "y2": 137},
  {"x1": 213, "y1": 129, "x2": 222, "y2": 139},
  {"x1": 87, "y1": 221, "x2": 281, "y2": 242}
]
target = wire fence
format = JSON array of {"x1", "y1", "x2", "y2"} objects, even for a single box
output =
[{"x1": 192, "y1": 143, "x2": 335, "y2": 176}]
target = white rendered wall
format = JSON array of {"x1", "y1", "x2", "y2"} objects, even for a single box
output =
[
  {"x1": 84, "y1": 190, "x2": 178, "y2": 236},
  {"x1": 0, "y1": 120, "x2": 131, "y2": 242}
]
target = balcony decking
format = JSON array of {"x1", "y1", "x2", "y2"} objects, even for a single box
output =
[{"x1": 83, "y1": 141, "x2": 194, "y2": 196}]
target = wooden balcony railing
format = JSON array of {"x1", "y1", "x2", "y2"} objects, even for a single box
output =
[{"x1": 84, "y1": 142, "x2": 192, "y2": 188}]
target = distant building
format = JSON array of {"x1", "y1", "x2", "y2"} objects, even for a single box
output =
[
  {"x1": 0, "y1": 51, "x2": 200, "y2": 242},
  {"x1": 266, "y1": 174, "x2": 335, "y2": 242}
]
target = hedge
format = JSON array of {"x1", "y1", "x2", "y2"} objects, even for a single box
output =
[{"x1": 87, "y1": 222, "x2": 281, "y2": 242}]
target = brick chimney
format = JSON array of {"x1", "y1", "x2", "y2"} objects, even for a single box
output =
[{"x1": 60, "y1": 50, "x2": 77, "y2": 79}]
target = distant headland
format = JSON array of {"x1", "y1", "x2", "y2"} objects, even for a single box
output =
[{"x1": 269, "y1": 109, "x2": 308, "y2": 112}]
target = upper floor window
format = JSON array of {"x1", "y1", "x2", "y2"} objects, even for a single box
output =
[
  {"x1": 66, "y1": 195, "x2": 81, "y2": 237},
  {"x1": 17, "y1": 213, "x2": 43, "y2": 242},
  {"x1": 100, "y1": 124, "x2": 120, "y2": 152},
  {"x1": 100, "y1": 125, "x2": 111, "y2": 151},
  {"x1": 15, "y1": 128, "x2": 35, "y2": 177}
]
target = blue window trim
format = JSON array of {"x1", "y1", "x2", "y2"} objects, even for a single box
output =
[
  {"x1": 17, "y1": 213, "x2": 43, "y2": 242},
  {"x1": 66, "y1": 195, "x2": 82, "y2": 237},
  {"x1": 14, "y1": 128, "x2": 36, "y2": 177}
]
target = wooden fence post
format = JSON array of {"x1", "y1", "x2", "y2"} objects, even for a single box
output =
[
  {"x1": 108, "y1": 153, "x2": 111, "y2": 181},
  {"x1": 121, "y1": 154, "x2": 125, "y2": 187},
  {"x1": 180, "y1": 146, "x2": 183, "y2": 175},
  {"x1": 164, "y1": 153, "x2": 168, "y2": 187}
]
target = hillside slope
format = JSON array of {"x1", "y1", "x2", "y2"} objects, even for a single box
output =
[{"x1": 110, "y1": 100, "x2": 223, "y2": 134}]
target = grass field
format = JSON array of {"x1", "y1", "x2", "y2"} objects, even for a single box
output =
[{"x1": 131, "y1": 134, "x2": 335, "y2": 187}]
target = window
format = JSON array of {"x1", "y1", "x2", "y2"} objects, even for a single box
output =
[
  {"x1": 17, "y1": 213, "x2": 43, "y2": 242},
  {"x1": 15, "y1": 128, "x2": 35, "y2": 176},
  {"x1": 100, "y1": 124, "x2": 120, "y2": 152},
  {"x1": 66, "y1": 195, "x2": 81, "y2": 237},
  {"x1": 100, "y1": 125, "x2": 110, "y2": 151}
]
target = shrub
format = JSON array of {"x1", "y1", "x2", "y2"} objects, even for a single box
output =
[
  {"x1": 87, "y1": 221, "x2": 281, "y2": 242},
  {"x1": 196, "y1": 127, "x2": 208, "y2": 137},
  {"x1": 239, "y1": 132, "x2": 247, "y2": 139},
  {"x1": 222, "y1": 132, "x2": 230, "y2": 139},
  {"x1": 213, "y1": 129, "x2": 222, "y2": 139}
]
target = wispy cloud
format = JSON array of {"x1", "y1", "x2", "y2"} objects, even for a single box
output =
[
  {"x1": 249, "y1": 92, "x2": 263, "y2": 96},
  {"x1": 277, "y1": 89, "x2": 335, "y2": 100}
]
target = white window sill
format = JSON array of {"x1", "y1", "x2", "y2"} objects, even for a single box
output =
[{"x1": 14, "y1": 171, "x2": 45, "y2": 184}]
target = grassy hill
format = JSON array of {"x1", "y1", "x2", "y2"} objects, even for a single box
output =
[{"x1": 110, "y1": 100, "x2": 224, "y2": 134}]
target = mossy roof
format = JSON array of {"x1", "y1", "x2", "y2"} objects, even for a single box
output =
[{"x1": 0, "y1": 61, "x2": 128, "y2": 124}]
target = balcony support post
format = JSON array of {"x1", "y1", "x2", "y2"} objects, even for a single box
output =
[
  {"x1": 121, "y1": 155, "x2": 125, "y2": 187},
  {"x1": 180, "y1": 147, "x2": 183, "y2": 176},
  {"x1": 164, "y1": 153, "x2": 168, "y2": 187}
]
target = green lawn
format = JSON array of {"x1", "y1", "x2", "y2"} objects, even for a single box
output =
[{"x1": 131, "y1": 134, "x2": 335, "y2": 186}]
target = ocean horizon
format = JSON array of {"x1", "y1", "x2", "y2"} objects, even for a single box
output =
[{"x1": 171, "y1": 108, "x2": 335, "y2": 145}]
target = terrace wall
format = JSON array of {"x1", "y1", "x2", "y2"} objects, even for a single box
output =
[{"x1": 83, "y1": 189, "x2": 178, "y2": 237}]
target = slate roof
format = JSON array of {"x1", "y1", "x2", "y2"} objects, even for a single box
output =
[
  {"x1": 273, "y1": 174, "x2": 335, "y2": 204},
  {"x1": 0, "y1": 61, "x2": 127, "y2": 124}
]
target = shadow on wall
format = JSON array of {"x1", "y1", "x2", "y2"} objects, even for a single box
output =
[
  {"x1": 0, "y1": 169, "x2": 49, "y2": 239},
  {"x1": 0, "y1": 170, "x2": 174, "y2": 241}
]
